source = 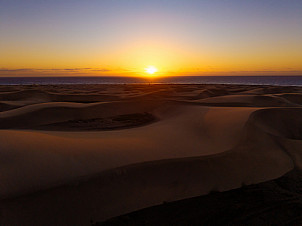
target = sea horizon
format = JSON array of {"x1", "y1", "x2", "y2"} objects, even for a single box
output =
[{"x1": 1, "y1": 75, "x2": 302, "y2": 86}]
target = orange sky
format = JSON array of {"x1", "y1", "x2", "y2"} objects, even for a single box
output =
[{"x1": 1, "y1": 0, "x2": 302, "y2": 77}]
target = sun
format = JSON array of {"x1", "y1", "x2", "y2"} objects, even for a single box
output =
[{"x1": 145, "y1": 66, "x2": 158, "y2": 75}]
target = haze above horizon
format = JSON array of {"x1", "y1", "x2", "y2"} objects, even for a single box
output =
[{"x1": 1, "y1": 0, "x2": 302, "y2": 77}]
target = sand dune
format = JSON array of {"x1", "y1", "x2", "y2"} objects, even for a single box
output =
[
  {"x1": 0, "y1": 105, "x2": 253, "y2": 198},
  {"x1": 192, "y1": 94, "x2": 299, "y2": 107},
  {"x1": 100, "y1": 168, "x2": 302, "y2": 225},
  {"x1": 0, "y1": 102, "x2": 17, "y2": 112},
  {"x1": 0, "y1": 100, "x2": 164, "y2": 129},
  {"x1": 275, "y1": 93, "x2": 302, "y2": 105},
  {"x1": 1, "y1": 84, "x2": 302, "y2": 225}
]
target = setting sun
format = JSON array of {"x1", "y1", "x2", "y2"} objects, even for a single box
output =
[{"x1": 145, "y1": 66, "x2": 158, "y2": 75}]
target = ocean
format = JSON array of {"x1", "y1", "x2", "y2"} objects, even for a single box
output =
[{"x1": 0, "y1": 76, "x2": 302, "y2": 86}]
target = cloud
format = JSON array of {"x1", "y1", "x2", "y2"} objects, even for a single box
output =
[
  {"x1": 0, "y1": 68, "x2": 34, "y2": 72},
  {"x1": 89, "y1": 69, "x2": 111, "y2": 72},
  {"x1": 232, "y1": 70, "x2": 302, "y2": 73},
  {"x1": 0, "y1": 68, "x2": 113, "y2": 76}
]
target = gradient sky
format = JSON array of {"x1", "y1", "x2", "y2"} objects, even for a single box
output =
[{"x1": 1, "y1": 0, "x2": 302, "y2": 77}]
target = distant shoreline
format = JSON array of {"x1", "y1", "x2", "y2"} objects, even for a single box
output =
[{"x1": 1, "y1": 75, "x2": 302, "y2": 86}]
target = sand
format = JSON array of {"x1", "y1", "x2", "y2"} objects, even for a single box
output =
[
  {"x1": 99, "y1": 168, "x2": 302, "y2": 225},
  {"x1": 0, "y1": 84, "x2": 302, "y2": 225}
]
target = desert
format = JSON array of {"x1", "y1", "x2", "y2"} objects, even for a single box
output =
[{"x1": 1, "y1": 84, "x2": 302, "y2": 225}]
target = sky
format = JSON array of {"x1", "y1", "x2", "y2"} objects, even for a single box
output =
[{"x1": 0, "y1": 0, "x2": 302, "y2": 77}]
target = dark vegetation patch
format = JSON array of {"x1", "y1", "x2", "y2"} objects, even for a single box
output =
[{"x1": 35, "y1": 113, "x2": 157, "y2": 131}]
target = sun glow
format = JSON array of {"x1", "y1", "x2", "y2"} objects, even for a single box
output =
[{"x1": 145, "y1": 66, "x2": 158, "y2": 75}]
